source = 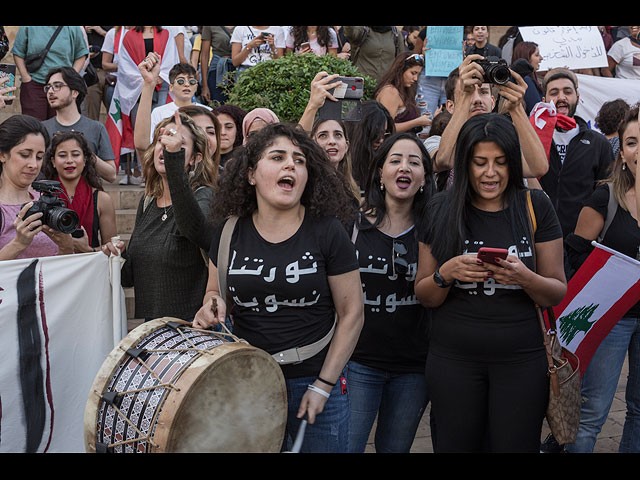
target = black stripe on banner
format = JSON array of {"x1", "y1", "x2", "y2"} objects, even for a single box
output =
[{"x1": 16, "y1": 259, "x2": 45, "y2": 453}]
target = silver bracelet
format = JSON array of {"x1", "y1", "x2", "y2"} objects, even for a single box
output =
[{"x1": 307, "y1": 384, "x2": 330, "y2": 399}]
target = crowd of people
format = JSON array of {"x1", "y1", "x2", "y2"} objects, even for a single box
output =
[{"x1": 0, "y1": 25, "x2": 638, "y2": 454}]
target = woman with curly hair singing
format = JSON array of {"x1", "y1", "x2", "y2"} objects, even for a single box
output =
[{"x1": 193, "y1": 122, "x2": 364, "y2": 453}]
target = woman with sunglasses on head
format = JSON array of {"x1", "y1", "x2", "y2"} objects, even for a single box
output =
[
  {"x1": 374, "y1": 52, "x2": 432, "y2": 134},
  {"x1": 414, "y1": 113, "x2": 566, "y2": 452},
  {"x1": 41, "y1": 131, "x2": 117, "y2": 254},
  {"x1": 0, "y1": 115, "x2": 74, "y2": 260},
  {"x1": 346, "y1": 132, "x2": 435, "y2": 453},
  {"x1": 192, "y1": 122, "x2": 364, "y2": 452}
]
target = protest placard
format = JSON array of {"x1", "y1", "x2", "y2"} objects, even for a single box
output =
[
  {"x1": 425, "y1": 26, "x2": 464, "y2": 77},
  {"x1": 519, "y1": 26, "x2": 608, "y2": 71}
]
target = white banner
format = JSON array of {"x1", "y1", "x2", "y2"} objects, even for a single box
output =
[
  {"x1": 519, "y1": 26, "x2": 608, "y2": 71},
  {"x1": 0, "y1": 253, "x2": 122, "y2": 453},
  {"x1": 574, "y1": 73, "x2": 640, "y2": 131}
]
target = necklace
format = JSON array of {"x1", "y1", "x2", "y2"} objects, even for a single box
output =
[{"x1": 161, "y1": 205, "x2": 173, "y2": 221}]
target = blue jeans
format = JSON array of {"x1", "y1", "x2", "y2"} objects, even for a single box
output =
[
  {"x1": 281, "y1": 374, "x2": 350, "y2": 453},
  {"x1": 345, "y1": 360, "x2": 429, "y2": 453},
  {"x1": 416, "y1": 73, "x2": 447, "y2": 134},
  {"x1": 565, "y1": 315, "x2": 640, "y2": 453}
]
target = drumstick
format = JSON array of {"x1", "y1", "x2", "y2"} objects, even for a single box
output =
[{"x1": 210, "y1": 296, "x2": 218, "y2": 318}]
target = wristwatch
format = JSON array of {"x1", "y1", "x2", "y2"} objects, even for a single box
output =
[{"x1": 433, "y1": 267, "x2": 453, "y2": 288}]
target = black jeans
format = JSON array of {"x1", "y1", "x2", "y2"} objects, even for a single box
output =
[{"x1": 426, "y1": 351, "x2": 549, "y2": 452}]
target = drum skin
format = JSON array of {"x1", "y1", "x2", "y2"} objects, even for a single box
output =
[{"x1": 84, "y1": 318, "x2": 287, "y2": 453}]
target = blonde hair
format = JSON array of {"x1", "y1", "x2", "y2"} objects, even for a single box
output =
[
  {"x1": 142, "y1": 113, "x2": 216, "y2": 199},
  {"x1": 599, "y1": 104, "x2": 639, "y2": 212}
]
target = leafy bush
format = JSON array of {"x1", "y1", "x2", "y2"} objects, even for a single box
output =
[{"x1": 221, "y1": 53, "x2": 377, "y2": 123}]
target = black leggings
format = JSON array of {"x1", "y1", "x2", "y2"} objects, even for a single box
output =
[{"x1": 426, "y1": 352, "x2": 549, "y2": 453}]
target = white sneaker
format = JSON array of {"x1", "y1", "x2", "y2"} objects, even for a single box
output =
[
  {"x1": 129, "y1": 175, "x2": 144, "y2": 185},
  {"x1": 119, "y1": 174, "x2": 130, "y2": 185}
]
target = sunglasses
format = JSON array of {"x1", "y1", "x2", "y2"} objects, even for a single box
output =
[
  {"x1": 392, "y1": 240, "x2": 409, "y2": 277},
  {"x1": 174, "y1": 77, "x2": 198, "y2": 86},
  {"x1": 405, "y1": 54, "x2": 424, "y2": 64}
]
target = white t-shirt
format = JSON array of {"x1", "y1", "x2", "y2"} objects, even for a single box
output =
[
  {"x1": 101, "y1": 27, "x2": 129, "y2": 79},
  {"x1": 150, "y1": 102, "x2": 212, "y2": 143},
  {"x1": 607, "y1": 37, "x2": 640, "y2": 79},
  {"x1": 553, "y1": 125, "x2": 580, "y2": 164},
  {"x1": 164, "y1": 26, "x2": 193, "y2": 63},
  {"x1": 285, "y1": 28, "x2": 338, "y2": 55},
  {"x1": 230, "y1": 26, "x2": 286, "y2": 67}
]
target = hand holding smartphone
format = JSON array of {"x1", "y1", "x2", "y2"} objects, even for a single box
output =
[
  {"x1": 477, "y1": 247, "x2": 509, "y2": 265},
  {"x1": 0, "y1": 64, "x2": 16, "y2": 105}
]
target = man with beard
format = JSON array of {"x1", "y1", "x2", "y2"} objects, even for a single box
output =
[
  {"x1": 538, "y1": 68, "x2": 615, "y2": 240},
  {"x1": 42, "y1": 67, "x2": 116, "y2": 183}
]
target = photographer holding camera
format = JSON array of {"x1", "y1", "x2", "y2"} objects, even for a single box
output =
[
  {"x1": 0, "y1": 115, "x2": 74, "y2": 260},
  {"x1": 432, "y1": 54, "x2": 548, "y2": 181}
]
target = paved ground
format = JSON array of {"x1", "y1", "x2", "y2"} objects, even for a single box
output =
[{"x1": 364, "y1": 355, "x2": 630, "y2": 453}]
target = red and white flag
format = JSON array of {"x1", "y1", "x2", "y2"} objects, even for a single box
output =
[
  {"x1": 0, "y1": 253, "x2": 125, "y2": 452},
  {"x1": 105, "y1": 28, "x2": 179, "y2": 169},
  {"x1": 548, "y1": 242, "x2": 640, "y2": 375}
]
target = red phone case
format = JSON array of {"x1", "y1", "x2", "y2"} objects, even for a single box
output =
[{"x1": 477, "y1": 247, "x2": 508, "y2": 264}]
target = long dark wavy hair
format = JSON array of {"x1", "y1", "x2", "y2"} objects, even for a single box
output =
[
  {"x1": 345, "y1": 100, "x2": 395, "y2": 190},
  {"x1": 289, "y1": 26, "x2": 334, "y2": 51},
  {"x1": 42, "y1": 131, "x2": 103, "y2": 190},
  {"x1": 210, "y1": 122, "x2": 357, "y2": 226},
  {"x1": 360, "y1": 132, "x2": 435, "y2": 233},
  {"x1": 425, "y1": 114, "x2": 530, "y2": 264},
  {"x1": 374, "y1": 51, "x2": 424, "y2": 109}
]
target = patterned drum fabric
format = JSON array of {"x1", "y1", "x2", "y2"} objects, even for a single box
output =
[{"x1": 84, "y1": 318, "x2": 287, "y2": 453}]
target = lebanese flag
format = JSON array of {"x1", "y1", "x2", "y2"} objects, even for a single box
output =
[
  {"x1": 105, "y1": 28, "x2": 179, "y2": 170},
  {"x1": 529, "y1": 101, "x2": 577, "y2": 160},
  {"x1": 546, "y1": 242, "x2": 640, "y2": 375}
]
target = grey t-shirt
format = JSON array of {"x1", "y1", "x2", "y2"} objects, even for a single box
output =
[{"x1": 42, "y1": 115, "x2": 115, "y2": 162}]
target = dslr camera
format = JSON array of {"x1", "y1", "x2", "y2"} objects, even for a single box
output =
[
  {"x1": 475, "y1": 56, "x2": 511, "y2": 85},
  {"x1": 22, "y1": 180, "x2": 79, "y2": 234}
]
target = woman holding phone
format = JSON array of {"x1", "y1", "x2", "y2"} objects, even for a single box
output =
[{"x1": 414, "y1": 113, "x2": 566, "y2": 452}]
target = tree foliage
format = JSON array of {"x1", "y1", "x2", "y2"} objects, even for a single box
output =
[{"x1": 222, "y1": 53, "x2": 376, "y2": 123}]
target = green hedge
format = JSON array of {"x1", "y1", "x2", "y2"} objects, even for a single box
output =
[{"x1": 221, "y1": 53, "x2": 377, "y2": 124}]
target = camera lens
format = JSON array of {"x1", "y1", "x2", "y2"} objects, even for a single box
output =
[
  {"x1": 47, "y1": 207, "x2": 79, "y2": 234},
  {"x1": 490, "y1": 65, "x2": 511, "y2": 85}
]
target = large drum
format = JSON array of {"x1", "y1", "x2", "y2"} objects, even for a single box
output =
[{"x1": 84, "y1": 318, "x2": 287, "y2": 453}]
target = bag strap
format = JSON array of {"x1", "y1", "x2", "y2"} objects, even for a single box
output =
[
  {"x1": 597, "y1": 182, "x2": 618, "y2": 243},
  {"x1": 526, "y1": 189, "x2": 556, "y2": 333},
  {"x1": 217, "y1": 215, "x2": 238, "y2": 302},
  {"x1": 42, "y1": 26, "x2": 64, "y2": 57}
]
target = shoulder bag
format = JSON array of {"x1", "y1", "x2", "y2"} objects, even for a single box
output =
[
  {"x1": 25, "y1": 26, "x2": 64, "y2": 74},
  {"x1": 526, "y1": 189, "x2": 581, "y2": 445}
]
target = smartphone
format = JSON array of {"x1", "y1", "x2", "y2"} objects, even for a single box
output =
[
  {"x1": 318, "y1": 76, "x2": 365, "y2": 122},
  {"x1": 300, "y1": 41, "x2": 311, "y2": 50},
  {"x1": 0, "y1": 64, "x2": 16, "y2": 105},
  {"x1": 477, "y1": 247, "x2": 509, "y2": 265}
]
